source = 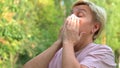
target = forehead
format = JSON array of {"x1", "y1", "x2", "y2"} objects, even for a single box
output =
[{"x1": 73, "y1": 5, "x2": 92, "y2": 13}]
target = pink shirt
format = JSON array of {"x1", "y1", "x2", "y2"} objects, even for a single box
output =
[{"x1": 49, "y1": 43, "x2": 116, "y2": 68}]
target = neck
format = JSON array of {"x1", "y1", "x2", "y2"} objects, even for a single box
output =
[{"x1": 74, "y1": 37, "x2": 93, "y2": 52}]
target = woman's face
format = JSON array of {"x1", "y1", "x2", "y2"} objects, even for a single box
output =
[{"x1": 71, "y1": 5, "x2": 95, "y2": 35}]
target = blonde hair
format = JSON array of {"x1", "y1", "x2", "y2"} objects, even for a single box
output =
[{"x1": 72, "y1": 0, "x2": 107, "y2": 40}]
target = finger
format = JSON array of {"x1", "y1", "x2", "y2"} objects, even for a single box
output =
[
  {"x1": 73, "y1": 15, "x2": 79, "y2": 28},
  {"x1": 64, "y1": 16, "x2": 70, "y2": 29},
  {"x1": 65, "y1": 16, "x2": 70, "y2": 25},
  {"x1": 66, "y1": 16, "x2": 73, "y2": 30},
  {"x1": 71, "y1": 14, "x2": 75, "y2": 24},
  {"x1": 76, "y1": 18, "x2": 80, "y2": 34},
  {"x1": 78, "y1": 32, "x2": 86, "y2": 40},
  {"x1": 79, "y1": 18, "x2": 81, "y2": 26},
  {"x1": 71, "y1": 15, "x2": 76, "y2": 29},
  {"x1": 68, "y1": 15, "x2": 73, "y2": 26},
  {"x1": 67, "y1": 15, "x2": 73, "y2": 29}
]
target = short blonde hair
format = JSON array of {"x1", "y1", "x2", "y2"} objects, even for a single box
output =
[{"x1": 72, "y1": 0, "x2": 107, "y2": 40}]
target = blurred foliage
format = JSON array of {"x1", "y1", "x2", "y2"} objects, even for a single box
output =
[
  {"x1": 0, "y1": 0, "x2": 64, "y2": 68},
  {"x1": 0, "y1": 0, "x2": 120, "y2": 68}
]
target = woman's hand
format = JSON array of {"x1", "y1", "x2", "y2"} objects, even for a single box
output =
[{"x1": 62, "y1": 14, "x2": 81, "y2": 46}]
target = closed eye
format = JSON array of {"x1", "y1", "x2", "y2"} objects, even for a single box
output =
[
  {"x1": 70, "y1": 9, "x2": 86, "y2": 17},
  {"x1": 77, "y1": 12, "x2": 84, "y2": 17}
]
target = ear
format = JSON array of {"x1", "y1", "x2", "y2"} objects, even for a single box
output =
[{"x1": 92, "y1": 23, "x2": 100, "y2": 33}]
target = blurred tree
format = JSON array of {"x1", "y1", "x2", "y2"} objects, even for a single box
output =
[
  {"x1": 16, "y1": 0, "x2": 64, "y2": 67},
  {"x1": 0, "y1": 0, "x2": 64, "y2": 67}
]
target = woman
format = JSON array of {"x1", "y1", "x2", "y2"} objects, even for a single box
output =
[{"x1": 23, "y1": 0, "x2": 116, "y2": 68}]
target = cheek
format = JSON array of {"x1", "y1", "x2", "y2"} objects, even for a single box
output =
[{"x1": 79, "y1": 19, "x2": 92, "y2": 33}]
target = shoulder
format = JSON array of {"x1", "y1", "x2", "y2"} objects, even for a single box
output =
[
  {"x1": 88, "y1": 43, "x2": 115, "y2": 61},
  {"x1": 77, "y1": 43, "x2": 114, "y2": 57},
  {"x1": 80, "y1": 43, "x2": 114, "y2": 55},
  {"x1": 79, "y1": 43, "x2": 116, "y2": 68},
  {"x1": 90, "y1": 43, "x2": 114, "y2": 54}
]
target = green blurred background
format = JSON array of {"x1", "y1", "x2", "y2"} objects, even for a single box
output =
[{"x1": 0, "y1": 0, "x2": 120, "y2": 68}]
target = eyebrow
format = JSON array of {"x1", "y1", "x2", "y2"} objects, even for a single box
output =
[
  {"x1": 72, "y1": 8, "x2": 87, "y2": 14},
  {"x1": 78, "y1": 8, "x2": 87, "y2": 13}
]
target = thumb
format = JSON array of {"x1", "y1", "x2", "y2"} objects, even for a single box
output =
[{"x1": 78, "y1": 32, "x2": 86, "y2": 40}]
